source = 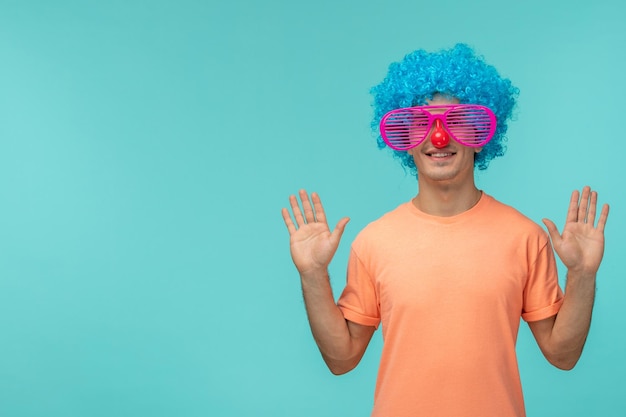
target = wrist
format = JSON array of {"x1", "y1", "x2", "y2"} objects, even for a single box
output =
[
  {"x1": 300, "y1": 268, "x2": 330, "y2": 282},
  {"x1": 565, "y1": 266, "x2": 597, "y2": 281}
]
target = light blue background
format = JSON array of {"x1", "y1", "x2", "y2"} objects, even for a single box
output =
[{"x1": 0, "y1": 0, "x2": 624, "y2": 416}]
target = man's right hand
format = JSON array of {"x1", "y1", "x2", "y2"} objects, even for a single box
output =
[
  {"x1": 282, "y1": 190, "x2": 373, "y2": 375},
  {"x1": 281, "y1": 190, "x2": 350, "y2": 277}
]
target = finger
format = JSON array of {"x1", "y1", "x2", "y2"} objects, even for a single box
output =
[
  {"x1": 542, "y1": 218, "x2": 561, "y2": 245},
  {"x1": 596, "y1": 203, "x2": 610, "y2": 233},
  {"x1": 577, "y1": 186, "x2": 591, "y2": 223},
  {"x1": 586, "y1": 190, "x2": 598, "y2": 226},
  {"x1": 565, "y1": 189, "x2": 580, "y2": 223},
  {"x1": 311, "y1": 192, "x2": 327, "y2": 224},
  {"x1": 299, "y1": 189, "x2": 316, "y2": 223},
  {"x1": 281, "y1": 207, "x2": 297, "y2": 234},
  {"x1": 289, "y1": 194, "x2": 305, "y2": 227}
]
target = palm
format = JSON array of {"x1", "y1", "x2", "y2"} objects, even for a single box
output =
[
  {"x1": 543, "y1": 187, "x2": 609, "y2": 275},
  {"x1": 555, "y1": 222, "x2": 605, "y2": 273},
  {"x1": 290, "y1": 222, "x2": 338, "y2": 273},
  {"x1": 282, "y1": 191, "x2": 349, "y2": 275}
]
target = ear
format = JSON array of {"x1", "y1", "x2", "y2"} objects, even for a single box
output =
[{"x1": 474, "y1": 147, "x2": 483, "y2": 154}]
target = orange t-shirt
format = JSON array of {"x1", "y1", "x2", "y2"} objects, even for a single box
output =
[{"x1": 337, "y1": 194, "x2": 563, "y2": 417}]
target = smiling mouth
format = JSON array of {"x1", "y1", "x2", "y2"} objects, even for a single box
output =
[{"x1": 426, "y1": 152, "x2": 455, "y2": 158}]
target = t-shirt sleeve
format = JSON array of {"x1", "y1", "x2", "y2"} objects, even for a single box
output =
[
  {"x1": 337, "y1": 247, "x2": 381, "y2": 329},
  {"x1": 521, "y1": 238, "x2": 564, "y2": 322}
]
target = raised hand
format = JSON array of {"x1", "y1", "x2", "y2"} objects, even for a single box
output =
[
  {"x1": 542, "y1": 186, "x2": 610, "y2": 276},
  {"x1": 282, "y1": 190, "x2": 350, "y2": 276}
]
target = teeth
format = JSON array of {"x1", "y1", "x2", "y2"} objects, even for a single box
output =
[{"x1": 431, "y1": 153, "x2": 452, "y2": 157}]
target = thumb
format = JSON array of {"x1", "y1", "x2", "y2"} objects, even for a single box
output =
[
  {"x1": 542, "y1": 218, "x2": 561, "y2": 244},
  {"x1": 331, "y1": 217, "x2": 350, "y2": 243}
]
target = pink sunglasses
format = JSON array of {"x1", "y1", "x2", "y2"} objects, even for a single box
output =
[{"x1": 380, "y1": 104, "x2": 497, "y2": 150}]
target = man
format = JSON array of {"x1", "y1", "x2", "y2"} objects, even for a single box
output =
[{"x1": 281, "y1": 44, "x2": 609, "y2": 416}]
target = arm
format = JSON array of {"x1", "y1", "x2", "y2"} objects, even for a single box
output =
[
  {"x1": 529, "y1": 186, "x2": 609, "y2": 370},
  {"x1": 282, "y1": 190, "x2": 375, "y2": 374}
]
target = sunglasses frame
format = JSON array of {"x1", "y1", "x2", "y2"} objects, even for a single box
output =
[{"x1": 379, "y1": 104, "x2": 497, "y2": 151}]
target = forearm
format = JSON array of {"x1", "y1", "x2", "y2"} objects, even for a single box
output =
[
  {"x1": 300, "y1": 270, "x2": 362, "y2": 374},
  {"x1": 547, "y1": 271, "x2": 596, "y2": 369}
]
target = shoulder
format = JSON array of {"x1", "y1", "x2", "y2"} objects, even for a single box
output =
[
  {"x1": 352, "y1": 202, "x2": 412, "y2": 248},
  {"x1": 482, "y1": 194, "x2": 548, "y2": 238}
]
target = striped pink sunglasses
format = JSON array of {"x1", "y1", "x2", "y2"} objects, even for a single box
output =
[{"x1": 380, "y1": 104, "x2": 497, "y2": 150}]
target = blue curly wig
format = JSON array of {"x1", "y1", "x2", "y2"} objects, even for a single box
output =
[{"x1": 370, "y1": 43, "x2": 519, "y2": 174}]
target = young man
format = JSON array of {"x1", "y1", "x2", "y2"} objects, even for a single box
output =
[{"x1": 281, "y1": 44, "x2": 609, "y2": 416}]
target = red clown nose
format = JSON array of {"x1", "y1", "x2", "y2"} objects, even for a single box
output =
[{"x1": 431, "y1": 119, "x2": 450, "y2": 148}]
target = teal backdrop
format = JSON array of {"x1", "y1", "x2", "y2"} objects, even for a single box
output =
[{"x1": 0, "y1": 0, "x2": 624, "y2": 416}]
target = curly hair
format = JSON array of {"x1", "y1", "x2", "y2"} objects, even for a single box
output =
[{"x1": 370, "y1": 43, "x2": 519, "y2": 174}]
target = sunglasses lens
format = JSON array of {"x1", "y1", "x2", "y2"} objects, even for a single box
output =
[
  {"x1": 445, "y1": 106, "x2": 495, "y2": 146},
  {"x1": 381, "y1": 109, "x2": 430, "y2": 150}
]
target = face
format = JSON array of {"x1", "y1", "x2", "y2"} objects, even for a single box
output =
[{"x1": 407, "y1": 94, "x2": 483, "y2": 185}]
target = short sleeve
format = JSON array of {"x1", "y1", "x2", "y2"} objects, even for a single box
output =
[
  {"x1": 521, "y1": 239, "x2": 564, "y2": 322},
  {"x1": 337, "y1": 247, "x2": 381, "y2": 329}
]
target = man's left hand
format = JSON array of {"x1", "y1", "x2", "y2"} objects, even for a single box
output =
[{"x1": 542, "y1": 186, "x2": 609, "y2": 276}]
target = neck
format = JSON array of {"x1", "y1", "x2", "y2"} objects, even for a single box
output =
[{"x1": 413, "y1": 178, "x2": 482, "y2": 217}]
